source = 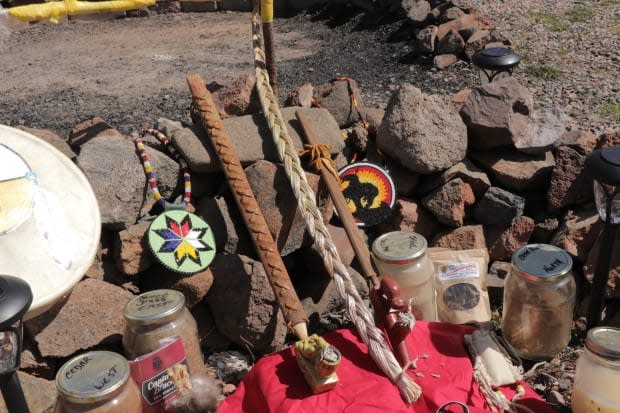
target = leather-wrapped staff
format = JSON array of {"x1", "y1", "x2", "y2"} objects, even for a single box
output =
[
  {"x1": 187, "y1": 74, "x2": 307, "y2": 340},
  {"x1": 296, "y1": 110, "x2": 413, "y2": 368}
]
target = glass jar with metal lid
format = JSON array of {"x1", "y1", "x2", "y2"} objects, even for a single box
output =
[
  {"x1": 54, "y1": 351, "x2": 142, "y2": 413},
  {"x1": 572, "y1": 327, "x2": 620, "y2": 413},
  {"x1": 371, "y1": 231, "x2": 437, "y2": 321},
  {"x1": 122, "y1": 289, "x2": 204, "y2": 376},
  {"x1": 502, "y1": 244, "x2": 576, "y2": 360}
]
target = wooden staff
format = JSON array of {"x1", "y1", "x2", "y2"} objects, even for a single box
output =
[
  {"x1": 187, "y1": 74, "x2": 307, "y2": 340},
  {"x1": 260, "y1": 0, "x2": 278, "y2": 95},
  {"x1": 296, "y1": 110, "x2": 379, "y2": 286},
  {"x1": 296, "y1": 109, "x2": 412, "y2": 367}
]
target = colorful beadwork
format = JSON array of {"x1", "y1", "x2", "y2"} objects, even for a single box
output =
[
  {"x1": 134, "y1": 137, "x2": 164, "y2": 208},
  {"x1": 135, "y1": 129, "x2": 216, "y2": 274},
  {"x1": 148, "y1": 209, "x2": 215, "y2": 274},
  {"x1": 142, "y1": 128, "x2": 191, "y2": 207},
  {"x1": 333, "y1": 76, "x2": 369, "y2": 130},
  {"x1": 338, "y1": 162, "x2": 396, "y2": 228}
]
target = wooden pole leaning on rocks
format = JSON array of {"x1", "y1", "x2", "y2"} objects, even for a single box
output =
[
  {"x1": 296, "y1": 110, "x2": 413, "y2": 368},
  {"x1": 259, "y1": 0, "x2": 277, "y2": 95},
  {"x1": 186, "y1": 74, "x2": 307, "y2": 340},
  {"x1": 296, "y1": 110, "x2": 379, "y2": 287}
]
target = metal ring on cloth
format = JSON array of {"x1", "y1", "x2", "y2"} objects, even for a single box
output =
[{"x1": 437, "y1": 401, "x2": 470, "y2": 413}]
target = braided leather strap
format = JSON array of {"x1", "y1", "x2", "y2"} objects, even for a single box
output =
[{"x1": 187, "y1": 74, "x2": 308, "y2": 339}]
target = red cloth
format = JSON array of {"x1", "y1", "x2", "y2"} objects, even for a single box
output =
[{"x1": 218, "y1": 322, "x2": 556, "y2": 413}]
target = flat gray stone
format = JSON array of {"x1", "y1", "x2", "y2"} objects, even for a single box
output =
[
  {"x1": 515, "y1": 107, "x2": 567, "y2": 155},
  {"x1": 417, "y1": 158, "x2": 491, "y2": 198},
  {"x1": 474, "y1": 186, "x2": 525, "y2": 225},
  {"x1": 77, "y1": 134, "x2": 180, "y2": 228},
  {"x1": 470, "y1": 148, "x2": 555, "y2": 192},
  {"x1": 171, "y1": 107, "x2": 345, "y2": 173}
]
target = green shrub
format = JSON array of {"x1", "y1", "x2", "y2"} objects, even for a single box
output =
[
  {"x1": 525, "y1": 65, "x2": 562, "y2": 80},
  {"x1": 598, "y1": 103, "x2": 620, "y2": 118},
  {"x1": 565, "y1": 7, "x2": 595, "y2": 22},
  {"x1": 528, "y1": 12, "x2": 570, "y2": 31}
]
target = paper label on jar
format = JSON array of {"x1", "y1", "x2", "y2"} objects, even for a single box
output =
[
  {"x1": 438, "y1": 262, "x2": 479, "y2": 281},
  {"x1": 129, "y1": 337, "x2": 190, "y2": 413}
]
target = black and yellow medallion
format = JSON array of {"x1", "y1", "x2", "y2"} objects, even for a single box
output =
[{"x1": 338, "y1": 162, "x2": 396, "y2": 227}]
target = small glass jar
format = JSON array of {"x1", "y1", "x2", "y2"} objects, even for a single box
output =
[
  {"x1": 572, "y1": 327, "x2": 620, "y2": 413},
  {"x1": 371, "y1": 231, "x2": 437, "y2": 321},
  {"x1": 54, "y1": 351, "x2": 142, "y2": 413},
  {"x1": 122, "y1": 289, "x2": 205, "y2": 376},
  {"x1": 502, "y1": 244, "x2": 576, "y2": 360}
]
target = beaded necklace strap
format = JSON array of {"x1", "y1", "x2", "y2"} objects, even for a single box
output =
[
  {"x1": 332, "y1": 76, "x2": 369, "y2": 130},
  {"x1": 134, "y1": 137, "x2": 164, "y2": 208},
  {"x1": 142, "y1": 128, "x2": 191, "y2": 207},
  {"x1": 134, "y1": 129, "x2": 191, "y2": 209}
]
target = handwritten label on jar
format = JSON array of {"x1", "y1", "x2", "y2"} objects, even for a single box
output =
[
  {"x1": 129, "y1": 337, "x2": 189, "y2": 413},
  {"x1": 513, "y1": 244, "x2": 572, "y2": 279},
  {"x1": 438, "y1": 262, "x2": 479, "y2": 281},
  {"x1": 135, "y1": 291, "x2": 171, "y2": 312},
  {"x1": 57, "y1": 351, "x2": 131, "y2": 401},
  {"x1": 64, "y1": 355, "x2": 94, "y2": 380},
  {"x1": 373, "y1": 231, "x2": 427, "y2": 262},
  {"x1": 93, "y1": 364, "x2": 120, "y2": 390}
]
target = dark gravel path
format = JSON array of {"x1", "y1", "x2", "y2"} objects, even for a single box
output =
[{"x1": 0, "y1": 6, "x2": 475, "y2": 137}]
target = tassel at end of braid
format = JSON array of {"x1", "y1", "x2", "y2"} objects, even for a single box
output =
[{"x1": 397, "y1": 373, "x2": 422, "y2": 404}]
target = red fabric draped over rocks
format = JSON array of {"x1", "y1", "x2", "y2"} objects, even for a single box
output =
[{"x1": 218, "y1": 321, "x2": 556, "y2": 413}]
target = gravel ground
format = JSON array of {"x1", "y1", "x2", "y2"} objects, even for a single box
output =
[
  {"x1": 1, "y1": 1, "x2": 617, "y2": 136},
  {"x1": 465, "y1": 0, "x2": 620, "y2": 135}
]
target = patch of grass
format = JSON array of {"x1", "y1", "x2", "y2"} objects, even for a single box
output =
[
  {"x1": 565, "y1": 7, "x2": 595, "y2": 22},
  {"x1": 557, "y1": 48, "x2": 571, "y2": 57},
  {"x1": 525, "y1": 64, "x2": 562, "y2": 80},
  {"x1": 598, "y1": 103, "x2": 620, "y2": 118},
  {"x1": 528, "y1": 11, "x2": 570, "y2": 31}
]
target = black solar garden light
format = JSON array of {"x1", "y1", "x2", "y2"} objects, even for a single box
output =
[{"x1": 471, "y1": 47, "x2": 521, "y2": 83}]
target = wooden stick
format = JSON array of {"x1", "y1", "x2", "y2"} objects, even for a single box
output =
[
  {"x1": 188, "y1": 74, "x2": 307, "y2": 340},
  {"x1": 296, "y1": 110, "x2": 413, "y2": 368},
  {"x1": 295, "y1": 110, "x2": 379, "y2": 288},
  {"x1": 260, "y1": 0, "x2": 278, "y2": 96}
]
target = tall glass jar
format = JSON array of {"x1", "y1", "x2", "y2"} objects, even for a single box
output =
[
  {"x1": 371, "y1": 231, "x2": 437, "y2": 321},
  {"x1": 122, "y1": 289, "x2": 205, "y2": 376},
  {"x1": 54, "y1": 351, "x2": 142, "y2": 413},
  {"x1": 502, "y1": 244, "x2": 576, "y2": 360},
  {"x1": 572, "y1": 327, "x2": 620, "y2": 413}
]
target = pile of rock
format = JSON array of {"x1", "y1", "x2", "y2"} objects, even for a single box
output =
[
  {"x1": 344, "y1": 0, "x2": 510, "y2": 69},
  {"x1": 7, "y1": 71, "x2": 619, "y2": 411}
]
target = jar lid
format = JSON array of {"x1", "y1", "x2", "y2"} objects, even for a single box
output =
[
  {"x1": 56, "y1": 351, "x2": 130, "y2": 404},
  {"x1": 586, "y1": 327, "x2": 620, "y2": 360},
  {"x1": 371, "y1": 231, "x2": 427, "y2": 264},
  {"x1": 123, "y1": 289, "x2": 185, "y2": 323},
  {"x1": 512, "y1": 244, "x2": 573, "y2": 282}
]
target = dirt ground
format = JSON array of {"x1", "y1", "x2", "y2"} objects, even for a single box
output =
[{"x1": 0, "y1": 7, "x2": 475, "y2": 136}]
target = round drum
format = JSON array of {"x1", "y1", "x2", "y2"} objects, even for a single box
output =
[{"x1": 0, "y1": 125, "x2": 101, "y2": 319}]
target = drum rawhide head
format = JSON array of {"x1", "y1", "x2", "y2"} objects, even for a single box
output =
[{"x1": 0, "y1": 125, "x2": 101, "y2": 320}]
